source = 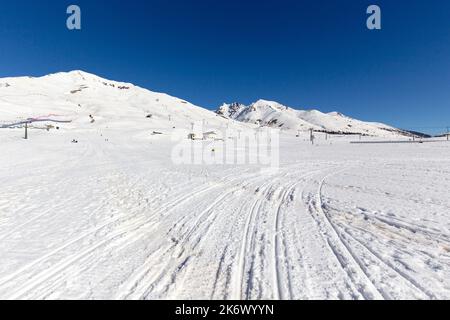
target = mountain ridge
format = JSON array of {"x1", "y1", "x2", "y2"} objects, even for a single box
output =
[
  {"x1": 1, "y1": 70, "x2": 409, "y2": 137},
  {"x1": 217, "y1": 99, "x2": 410, "y2": 137}
]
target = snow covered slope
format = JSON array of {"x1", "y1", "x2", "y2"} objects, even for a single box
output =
[
  {"x1": 1, "y1": 128, "x2": 449, "y2": 300},
  {"x1": 1, "y1": 71, "x2": 407, "y2": 138},
  {"x1": 0, "y1": 70, "x2": 240, "y2": 134},
  {"x1": 1, "y1": 71, "x2": 450, "y2": 300},
  {"x1": 217, "y1": 99, "x2": 408, "y2": 137}
]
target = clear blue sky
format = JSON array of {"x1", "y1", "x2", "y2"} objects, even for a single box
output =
[{"x1": 1, "y1": 0, "x2": 450, "y2": 132}]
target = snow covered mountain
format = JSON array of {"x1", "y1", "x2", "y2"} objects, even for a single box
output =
[
  {"x1": 0, "y1": 70, "x2": 237, "y2": 135},
  {"x1": 2, "y1": 71, "x2": 450, "y2": 300},
  {"x1": 217, "y1": 99, "x2": 408, "y2": 137},
  {"x1": 0, "y1": 71, "x2": 407, "y2": 138}
]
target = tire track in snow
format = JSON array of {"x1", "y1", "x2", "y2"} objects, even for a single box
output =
[
  {"x1": 233, "y1": 169, "x2": 303, "y2": 300},
  {"x1": 158, "y1": 171, "x2": 290, "y2": 299},
  {"x1": 116, "y1": 171, "x2": 274, "y2": 299},
  {"x1": 235, "y1": 169, "x2": 321, "y2": 300},
  {"x1": 233, "y1": 181, "x2": 274, "y2": 300},
  {"x1": 120, "y1": 166, "x2": 301, "y2": 299},
  {"x1": 271, "y1": 169, "x2": 329, "y2": 300},
  {"x1": 307, "y1": 169, "x2": 387, "y2": 299},
  {"x1": 0, "y1": 170, "x2": 184, "y2": 290},
  {"x1": 336, "y1": 224, "x2": 437, "y2": 299},
  {"x1": 119, "y1": 188, "x2": 243, "y2": 299},
  {"x1": 0, "y1": 171, "x2": 244, "y2": 299},
  {"x1": 272, "y1": 181, "x2": 300, "y2": 300}
]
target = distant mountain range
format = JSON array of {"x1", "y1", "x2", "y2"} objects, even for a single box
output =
[
  {"x1": 0, "y1": 71, "x2": 414, "y2": 137},
  {"x1": 216, "y1": 100, "x2": 411, "y2": 137}
]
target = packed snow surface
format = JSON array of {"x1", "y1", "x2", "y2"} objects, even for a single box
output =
[{"x1": 1, "y1": 71, "x2": 450, "y2": 300}]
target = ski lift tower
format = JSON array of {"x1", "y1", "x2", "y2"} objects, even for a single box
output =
[{"x1": 310, "y1": 128, "x2": 314, "y2": 145}]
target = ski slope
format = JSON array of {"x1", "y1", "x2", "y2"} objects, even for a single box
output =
[
  {"x1": 0, "y1": 127, "x2": 449, "y2": 300},
  {"x1": 0, "y1": 70, "x2": 249, "y2": 135},
  {"x1": 1, "y1": 71, "x2": 450, "y2": 300}
]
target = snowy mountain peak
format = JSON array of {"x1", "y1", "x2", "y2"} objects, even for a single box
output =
[
  {"x1": 0, "y1": 71, "x2": 238, "y2": 133},
  {"x1": 58, "y1": 70, "x2": 93, "y2": 78},
  {"x1": 215, "y1": 100, "x2": 409, "y2": 137},
  {"x1": 217, "y1": 102, "x2": 247, "y2": 119},
  {"x1": 39, "y1": 70, "x2": 135, "y2": 89},
  {"x1": 252, "y1": 99, "x2": 288, "y2": 112}
]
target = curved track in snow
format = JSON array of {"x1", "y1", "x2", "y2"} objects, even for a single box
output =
[{"x1": 1, "y1": 131, "x2": 450, "y2": 300}]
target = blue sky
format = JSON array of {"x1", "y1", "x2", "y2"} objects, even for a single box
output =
[{"x1": 0, "y1": 0, "x2": 449, "y2": 132}]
